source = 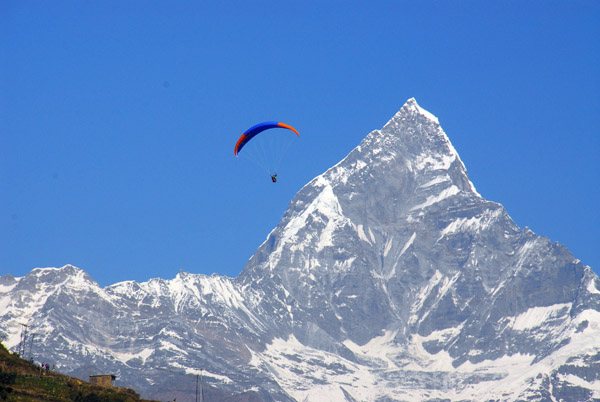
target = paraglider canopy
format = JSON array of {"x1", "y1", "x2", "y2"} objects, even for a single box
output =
[
  {"x1": 234, "y1": 121, "x2": 299, "y2": 156},
  {"x1": 234, "y1": 121, "x2": 299, "y2": 182}
]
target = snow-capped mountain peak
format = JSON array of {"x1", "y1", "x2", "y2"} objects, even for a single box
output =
[
  {"x1": 2, "y1": 99, "x2": 598, "y2": 401},
  {"x1": 387, "y1": 97, "x2": 440, "y2": 127}
]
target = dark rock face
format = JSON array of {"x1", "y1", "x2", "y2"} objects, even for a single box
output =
[{"x1": 2, "y1": 99, "x2": 599, "y2": 401}]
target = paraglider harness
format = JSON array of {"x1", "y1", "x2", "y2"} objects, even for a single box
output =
[{"x1": 271, "y1": 174, "x2": 278, "y2": 183}]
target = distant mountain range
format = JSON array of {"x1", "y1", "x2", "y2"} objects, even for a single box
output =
[{"x1": 2, "y1": 98, "x2": 599, "y2": 401}]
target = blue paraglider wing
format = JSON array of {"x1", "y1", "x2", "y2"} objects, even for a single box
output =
[{"x1": 235, "y1": 121, "x2": 299, "y2": 156}]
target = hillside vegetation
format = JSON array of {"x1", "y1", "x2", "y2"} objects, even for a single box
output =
[{"x1": 0, "y1": 343, "x2": 157, "y2": 402}]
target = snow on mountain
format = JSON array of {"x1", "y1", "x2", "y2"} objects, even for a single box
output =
[{"x1": 2, "y1": 98, "x2": 599, "y2": 401}]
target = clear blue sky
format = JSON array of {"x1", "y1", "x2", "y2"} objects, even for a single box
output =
[{"x1": 1, "y1": 1, "x2": 598, "y2": 286}]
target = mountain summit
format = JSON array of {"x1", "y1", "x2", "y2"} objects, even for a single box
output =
[{"x1": 2, "y1": 99, "x2": 599, "y2": 401}]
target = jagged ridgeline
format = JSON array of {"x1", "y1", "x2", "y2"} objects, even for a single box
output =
[{"x1": 1, "y1": 99, "x2": 599, "y2": 401}]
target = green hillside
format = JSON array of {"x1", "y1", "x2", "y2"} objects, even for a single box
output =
[{"x1": 0, "y1": 343, "x2": 158, "y2": 402}]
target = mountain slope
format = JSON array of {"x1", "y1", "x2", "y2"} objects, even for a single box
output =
[
  {"x1": 2, "y1": 98, "x2": 599, "y2": 401},
  {"x1": 0, "y1": 341, "x2": 156, "y2": 402}
]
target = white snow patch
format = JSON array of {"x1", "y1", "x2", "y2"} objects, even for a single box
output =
[
  {"x1": 411, "y1": 185, "x2": 460, "y2": 211},
  {"x1": 383, "y1": 237, "x2": 393, "y2": 257},
  {"x1": 0, "y1": 281, "x2": 18, "y2": 294},
  {"x1": 159, "y1": 328, "x2": 183, "y2": 339},
  {"x1": 399, "y1": 232, "x2": 416, "y2": 258},
  {"x1": 159, "y1": 339, "x2": 187, "y2": 355},
  {"x1": 558, "y1": 373, "x2": 600, "y2": 395},
  {"x1": 178, "y1": 366, "x2": 233, "y2": 384},
  {"x1": 587, "y1": 279, "x2": 600, "y2": 295},
  {"x1": 111, "y1": 348, "x2": 154, "y2": 365},
  {"x1": 509, "y1": 303, "x2": 571, "y2": 331},
  {"x1": 438, "y1": 209, "x2": 502, "y2": 240},
  {"x1": 368, "y1": 227, "x2": 376, "y2": 244},
  {"x1": 356, "y1": 224, "x2": 372, "y2": 245},
  {"x1": 419, "y1": 175, "x2": 451, "y2": 188}
]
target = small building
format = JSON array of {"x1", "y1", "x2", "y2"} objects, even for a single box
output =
[{"x1": 89, "y1": 374, "x2": 116, "y2": 387}]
